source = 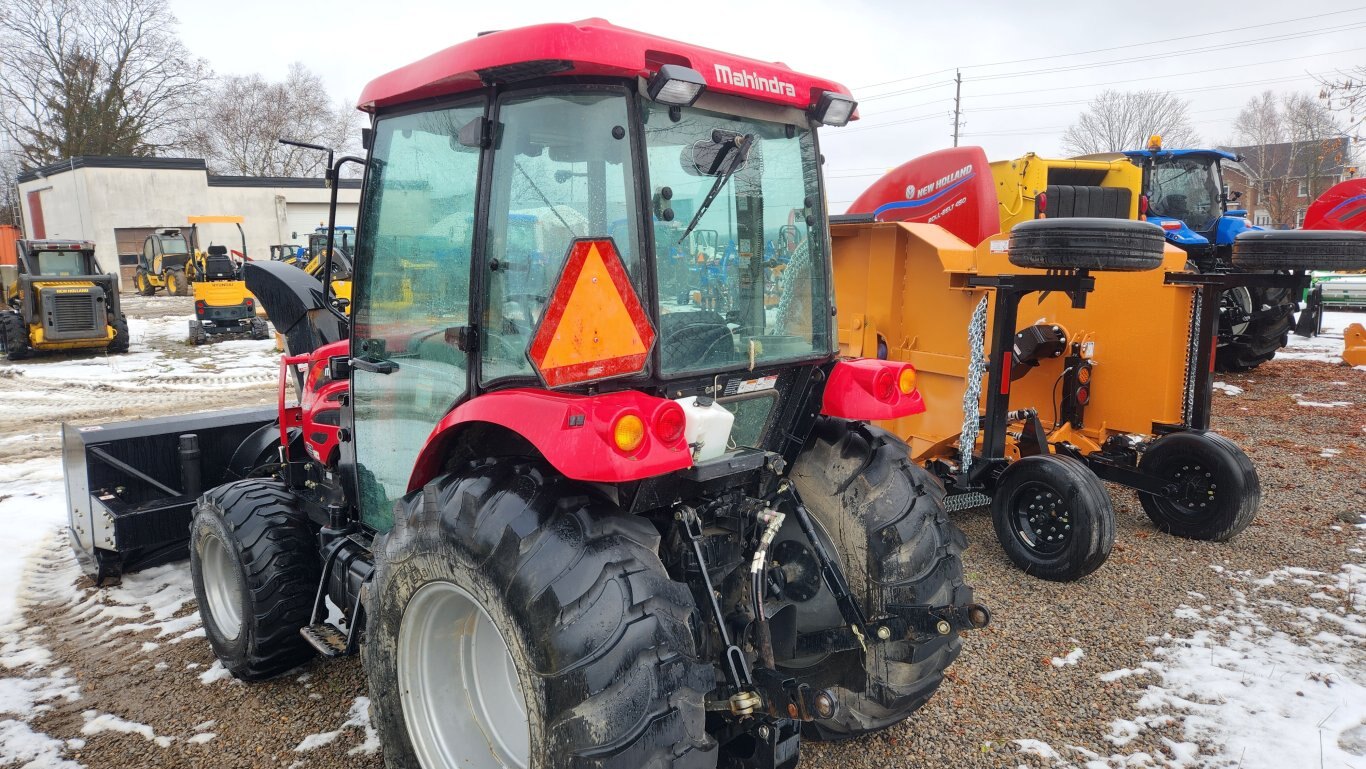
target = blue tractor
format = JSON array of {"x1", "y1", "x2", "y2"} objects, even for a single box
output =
[{"x1": 1122, "y1": 142, "x2": 1298, "y2": 371}]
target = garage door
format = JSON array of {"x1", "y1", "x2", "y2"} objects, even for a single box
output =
[
  {"x1": 285, "y1": 203, "x2": 358, "y2": 244},
  {"x1": 114, "y1": 226, "x2": 158, "y2": 292}
]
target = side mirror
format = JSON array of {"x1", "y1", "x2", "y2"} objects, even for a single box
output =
[{"x1": 328, "y1": 355, "x2": 351, "y2": 379}]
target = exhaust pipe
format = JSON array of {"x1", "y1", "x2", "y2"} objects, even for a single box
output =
[{"x1": 178, "y1": 434, "x2": 202, "y2": 499}]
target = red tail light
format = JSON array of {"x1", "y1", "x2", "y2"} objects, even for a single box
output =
[
  {"x1": 873, "y1": 369, "x2": 896, "y2": 402},
  {"x1": 1075, "y1": 385, "x2": 1090, "y2": 405},
  {"x1": 1138, "y1": 194, "x2": 1149, "y2": 217},
  {"x1": 654, "y1": 403, "x2": 686, "y2": 444},
  {"x1": 194, "y1": 300, "x2": 206, "y2": 311},
  {"x1": 1035, "y1": 191, "x2": 1048, "y2": 218},
  {"x1": 1160, "y1": 220, "x2": 1182, "y2": 231}
]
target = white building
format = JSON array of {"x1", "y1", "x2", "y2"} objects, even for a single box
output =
[{"x1": 16, "y1": 156, "x2": 361, "y2": 290}]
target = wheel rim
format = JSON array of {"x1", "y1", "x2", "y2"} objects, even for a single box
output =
[
  {"x1": 1156, "y1": 455, "x2": 1220, "y2": 521},
  {"x1": 200, "y1": 535, "x2": 242, "y2": 642},
  {"x1": 398, "y1": 580, "x2": 530, "y2": 769},
  {"x1": 1009, "y1": 481, "x2": 1072, "y2": 554},
  {"x1": 1221, "y1": 287, "x2": 1253, "y2": 337}
]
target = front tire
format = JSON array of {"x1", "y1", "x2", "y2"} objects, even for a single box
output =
[
  {"x1": 1138, "y1": 431, "x2": 1259, "y2": 541},
  {"x1": 107, "y1": 314, "x2": 130, "y2": 353},
  {"x1": 364, "y1": 461, "x2": 715, "y2": 769},
  {"x1": 990, "y1": 454, "x2": 1114, "y2": 581},
  {"x1": 0, "y1": 311, "x2": 32, "y2": 360},
  {"x1": 188, "y1": 479, "x2": 320, "y2": 680},
  {"x1": 167, "y1": 268, "x2": 188, "y2": 296},
  {"x1": 788, "y1": 419, "x2": 971, "y2": 741}
]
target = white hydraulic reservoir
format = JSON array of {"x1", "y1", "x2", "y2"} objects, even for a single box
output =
[{"x1": 675, "y1": 396, "x2": 734, "y2": 462}]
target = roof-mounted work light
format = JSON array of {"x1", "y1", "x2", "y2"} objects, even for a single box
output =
[
  {"x1": 814, "y1": 91, "x2": 857, "y2": 127},
  {"x1": 648, "y1": 64, "x2": 706, "y2": 106}
]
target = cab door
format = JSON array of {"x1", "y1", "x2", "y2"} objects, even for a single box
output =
[{"x1": 348, "y1": 101, "x2": 485, "y2": 531}]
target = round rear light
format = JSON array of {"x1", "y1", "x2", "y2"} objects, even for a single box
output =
[
  {"x1": 1076, "y1": 386, "x2": 1090, "y2": 405},
  {"x1": 655, "y1": 405, "x2": 686, "y2": 444},
  {"x1": 1076, "y1": 366, "x2": 1092, "y2": 385},
  {"x1": 873, "y1": 369, "x2": 896, "y2": 402},
  {"x1": 612, "y1": 414, "x2": 646, "y2": 453},
  {"x1": 898, "y1": 367, "x2": 916, "y2": 395}
]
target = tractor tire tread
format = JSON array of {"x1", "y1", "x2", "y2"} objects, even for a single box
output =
[
  {"x1": 1008, "y1": 218, "x2": 1166, "y2": 272},
  {"x1": 1233, "y1": 229, "x2": 1366, "y2": 271}
]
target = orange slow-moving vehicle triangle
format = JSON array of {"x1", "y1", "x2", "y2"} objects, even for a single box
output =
[{"x1": 528, "y1": 239, "x2": 656, "y2": 388}]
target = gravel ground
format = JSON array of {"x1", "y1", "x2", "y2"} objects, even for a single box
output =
[{"x1": 1, "y1": 305, "x2": 1362, "y2": 769}]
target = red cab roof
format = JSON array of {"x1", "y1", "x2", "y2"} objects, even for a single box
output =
[{"x1": 358, "y1": 18, "x2": 853, "y2": 115}]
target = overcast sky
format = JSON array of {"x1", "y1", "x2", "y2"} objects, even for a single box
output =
[{"x1": 168, "y1": 0, "x2": 1366, "y2": 210}]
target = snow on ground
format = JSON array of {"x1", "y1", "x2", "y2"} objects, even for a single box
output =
[
  {"x1": 1017, "y1": 519, "x2": 1366, "y2": 769},
  {"x1": 293, "y1": 696, "x2": 380, "y2": 755},
  {"x1": 1278, "y1": 310, "x2": 1365, "y2": 365},
  {"x1": 1210, "y1": 382, "x2": 1242, "y2": 396}
]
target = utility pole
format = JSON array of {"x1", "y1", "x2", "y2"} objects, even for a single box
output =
[{"x1": 952, "y1": 70, "x2": 963, "y2": 147}]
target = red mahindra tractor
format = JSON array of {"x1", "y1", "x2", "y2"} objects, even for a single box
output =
[{"x1": 62, "y1": 20, "x2": 988, "y2": 768}]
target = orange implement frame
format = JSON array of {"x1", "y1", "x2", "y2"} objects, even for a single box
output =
[{"x1": 831, "y1": 220, "x2": 1196, "y2": 462}]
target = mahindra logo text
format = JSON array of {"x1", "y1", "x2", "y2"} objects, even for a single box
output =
[{"x1": 713, "y1": 64, "x2": 797, "y2": 98}]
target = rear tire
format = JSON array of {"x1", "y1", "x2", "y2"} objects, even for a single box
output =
[
  {"x1": 788, "y1": 418, "x2": 971, "y2": 740},
  {"x1": 189, "y1": 320, "x2": 208, "y2": 346},
  {"x1": 1138, "y1": 431, "x2": 1259, "y2": 542},
  {"x1": 188, "y1": 479, "x2": 320, "y2": 680},
  {"x1": 167, "y1": 268, "x2": 188, "y2": 296},
  {"x1": 107, "y1": 314, "x2": 129, "y2": 353},
  {"x1": 1215, "y1": 282, "x2": 1295, "y2": 372},
  {"x1": 1233, "y1": 229, "x2": 1366, "y2": 271},
  {"x1": 990, "y1": 454, "x2": 1114, "y2": 581},
  {"x1": 1008, "y1": 218, "x2": 1165, "y2": 272},
  {"x1": 1, "y1": 311, "x2": 32, "y2": 360},
  {"x1": 364, "y1": 461, "x2": 716, "y2": 769},
  {"x1": 249, "y1": 316, "x2": 270, "y2": 340}
]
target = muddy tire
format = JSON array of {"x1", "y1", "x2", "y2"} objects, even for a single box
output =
[
  {"x1": 1233, "y1": 229, "x2": 1366, "y2": 271},
  {"x1": 107, "y1": 314, "x2": 130, "y2": 353},
  {"x1": 990, "y1": 454, "x2": 1114, "y2": 581},
  {"x1": 188, "y1": 479, "x2": 320, "y2": 681},
  {"x1": 363, "y1": 460, "x2": 716, "y2": 769},
  {"x1": 189, "y1": 320, "x2": 208, "y2": 346},
  {"x1": 1008, "y1": 218, "x2": 1165, "y2": 272},
  {"x1": 249, "y1": 316, "x2": 270, "y2": 340},
  {"x1": 167, "y1": 267, "x2": 189, "y2": 296},
  {"x1": 135, "y1": 269, "x2": 156, "y2": 296},
  {"x1": 1138, "y1": 431, "x2": 1259, "y2": 542},
  {"x1": 1, "y1": 311, "x2": 32, "y2": 360},
  {"x1": 1215, "y1": 282, "x2": 1295, "y2": 372},
  {"x1": 788, "y1": 418, "x2": 971, "y2": 741}
]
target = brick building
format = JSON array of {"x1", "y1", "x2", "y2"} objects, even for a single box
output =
[{"x1": 1219, "y1": 137, "x2": 1353, "y2": 229}]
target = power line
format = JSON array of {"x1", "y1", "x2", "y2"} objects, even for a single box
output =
[{"x1": 854, "y1": 7, "x2": 1365, "y2": 92}]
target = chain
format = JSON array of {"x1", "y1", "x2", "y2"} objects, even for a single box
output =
[
  {"x1": 958, "y1": 297, "x2": 990, "y2": 475},
  {"x1": 1182, "y1": 288, "x2": 1201, "y2": 425}
]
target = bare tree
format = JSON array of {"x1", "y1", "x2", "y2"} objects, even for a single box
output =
[
  {"x1": 184, "y1": 63, "x2": 361, "y2": 178},
  {"x1": 1231, "y1": 91, "x2": 1345, "y2": 227},
  {"x1": 1060, "y1": 90, "x2": 1200, "y2": 155},
  {"x1": 0, "y1": 0, "x2": 210, "y2": 169}
]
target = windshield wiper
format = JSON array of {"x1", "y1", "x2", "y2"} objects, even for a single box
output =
[{"x1": 677, "y1": 133, "x2": 754, "y2": 246}]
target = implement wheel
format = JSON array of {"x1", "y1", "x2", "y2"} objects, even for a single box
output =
[
  {"x1": 1008, "y1": 218, "x2": 1165, "y2": 272},
  {"x1": 1216, "y1": 282, "x2": 1295, "y2": 372},
  {"x1": 0, "y1": 311, "x2": 32, "y2": 360},
  {"x1": 364, "y1": 461, "x2": 715, "y2": 769},
  {"x1": 788, "y1": 418, "x2": 971, "y2": 740},
  {"x1": 1233, "y1": 229, "x2": 1366, "y2": 271},
  {"x1": 1138, "y1": 431, "x2": 1259, "y2": 542},
  {"x1": 189, "y1": 479, "x2": 320, "y2": 680},
  {"x1": 990, "y1": 454, "x2": 1114, "y2": 581}
]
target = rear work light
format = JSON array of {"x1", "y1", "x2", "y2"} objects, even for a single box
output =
[
  {"x1": 814, "y1": 91, "x2": 857, "y2": 127},
  {"x1": 648, "y1": 64, "x2": 706, "y2": 107}
]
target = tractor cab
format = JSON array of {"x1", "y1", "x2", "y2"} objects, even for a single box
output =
[
  {"x1": 135, "y1": 228, "x2": 194, "y2": 296},
  {"x1": 1122, "y1": 141, "x2": 1250, "y2": 262}
]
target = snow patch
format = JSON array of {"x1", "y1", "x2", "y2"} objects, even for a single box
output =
[
  {"x1": 198, "y1": 659, "x2": 236, "y2": 685},
  {"x1": 1211, "y1": 381, "x2": 1243, "y2": 396},
  {"x1": 294, "y1": 696, "x2": 379, "y2": 755},
  {"x1": 1050, "y1": 647, "x2": 1085, "y2": 668},
  {"x1": 82, "y1": 710, "x2": 175, "y2": 747}
]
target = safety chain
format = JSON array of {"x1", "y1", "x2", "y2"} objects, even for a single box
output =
[{"x1": 958, "y1": 296, "x2": 990, "y2": 475}]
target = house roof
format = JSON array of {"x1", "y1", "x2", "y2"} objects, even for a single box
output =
[
  {"x1": 1220, "y1": 137, "x2": 1351, "y2": 179},
  {"x1": 15, "y1": 155, "x2": 359, "y2": 188}
]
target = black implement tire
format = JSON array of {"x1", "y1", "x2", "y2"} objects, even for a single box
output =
[
  {"x1": 167, "y1": 267, "x2": 189, "y2": 296},
  {"x1": 1, "y1": 311, "x2": 32, "y2": 360},
  {"x1": 249, "y1": 316, "x2": 270, "y2": 340},
  {"x1": 659, "y1": 309, "x2": 735, "y2": 367},
  {"x1": 1008, "y1": 218, "x2": 1165, "y2": 272},
  {"x1": 1233, "y1": 229, "x2": 1366, "y2": 271},
  {"x1": 188, "y1": 479, "x2": 319, "y2": 680},
  {"x1": 788, "y1": 418, "x2": 971, "y2": 741},
  {"x1": 107, "y1": 314, "x2": 129, "y2": 353},
  {"x1": 1216, "y1": 282, "x2": 1295, "y2": 372},
  {"x1": 990, "y1": 454, "x2": 1114, "y2": 582},
  {"x1": 1138, "y1": 431, "x2": 1259, "y2": 542},
  {"x1": 364, "y1": 461, "x2": 716, "y2": 769}
]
